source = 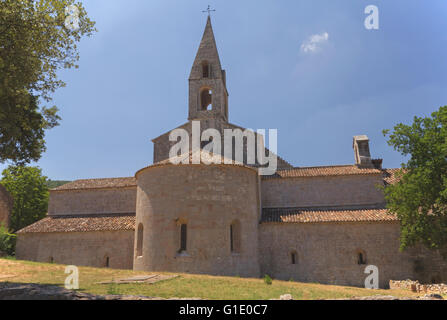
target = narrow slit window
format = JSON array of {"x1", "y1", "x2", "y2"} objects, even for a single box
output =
[
  {"x1": 202, "y1": 61, "x2": 210, "y2": 78},
  {"x1": 357, "y1": 251, "x2": 366, "y2": 265},
  {"x1": 136, "y1": 223, "x2": 144, "y2": 257},
  {"x1": 230, "y1": 224, "x2": 234, "y2": 252},
  {"x1": 230, "y1": 220, "x2": 240, "y2": 253},
  {"x1": 291, "y1": 251, "x2": 297, "y2": 265},
  {"x1": 180, "y1": 224, "x2": 187, "y2": 252}
]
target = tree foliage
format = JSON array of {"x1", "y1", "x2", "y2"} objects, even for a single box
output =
[
  {"x1": 0, "y1": 224, "x2": 16, "y2": 256},
  {"x1": 384, "y1": 106, "x2": 447, "y2": 252},
  {"x1": 46, "y1": 179, "x2": 70, "y2": 189},
  {"x1": 0, "y1": 0, "x2": 96, "y2": 164},
  {"x1": 1, "y1": 165, "x2": 49, "y2": 232}
]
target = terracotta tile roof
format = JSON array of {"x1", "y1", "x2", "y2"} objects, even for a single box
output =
[
  {"x1": 52, "y1": 177, "x2": 137, "y2": 191},
  {"x1": 382, "y1": 168, "x2": 403, "y2": 185},
  {"x1": 263, "y1": 165, "x2": 382, "y2": 180},
  {"x1": 261, "y1": 207, "x2": 398, "y2": 223},
  {"x1": 17, "y1": 213, "x2": 136, "y2": 234}
]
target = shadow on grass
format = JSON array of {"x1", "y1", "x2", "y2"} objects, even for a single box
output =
[{"x1": 0, "y1": 281, "x2": 91, "y2": 300}]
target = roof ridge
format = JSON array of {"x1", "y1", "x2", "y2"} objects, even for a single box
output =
[
  {"x1": 261, "y1": 207, "x2": 397, "y2": 224},
  {"x1": 52, "y1": 177, "x2": 137, "y2": 191},
  {"x1": 281, "y1": 164, "x2": 359, "y2": 170},
  {"x1": 72, "y1": 177, "x2": 135, "y2": 181},
  {"x1": 17, "y1": 214, "x2": 136, "y2": 234},
  {"x1": 48, "y1": 212, "x2": 136, "y2": 218},
  {"x1": 263, "y1": 207, "x2": 387, "y2": 212}
]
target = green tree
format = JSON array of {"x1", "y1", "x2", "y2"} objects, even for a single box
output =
[
  {"x1": 384, "y1": 106, "x2": 447, "y2": 253},
  {"x1": 0, "y1": 0, "x2": 96, "y2": 164},
  {"x1": 1, "y1": 166, "x2": 49, "y2": 232},
  {"x1": 0, "y1": 224, "x2": 16, "y2": 256}
]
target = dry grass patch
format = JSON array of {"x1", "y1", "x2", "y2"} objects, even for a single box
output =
[{"x1": 0, "y1": 258, "x2": 418, "y2": 300}]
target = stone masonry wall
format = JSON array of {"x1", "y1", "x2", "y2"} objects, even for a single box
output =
[
  {"x1": 134, "y1": 164, "x2": 260, "y2": 277},
  {"x1": 48, "y1": 187, "x2": 137, "y2": 216},
  {"x1": 261, "y1": 174, "x2": 385, "y2": 208},
  {"x1": 153, "y1": 121, "x2": 292, "y2": 169},
  {"x1": 259, "y1": 221, "x2": 447, "y2": 288},
  {"x1": 16, "y1": 230, "x2": 134, "y2": 269}
]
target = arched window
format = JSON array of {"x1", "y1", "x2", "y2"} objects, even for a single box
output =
[
  {"x1": 357, "y1": 250, "x2": 367, "y2": 265},
  {"x1": 179, "y1": 223, "x2": 187, "y2": 253},
  {"x1": 230, "y1": 220, "x2": 241, "y2": 253},
  {"x1": 136, "y1": 223, "x2": 144, "y2": 257},
  {"x1": 202, "y1": 61, "x2": 210, "y2": 78},
  {"x1": 200, "y1": 88, "x2": 213, "y2": 111},
  {"x1": 290, "y1": 251, "x2": 298, "y2": 265},
  {"x1": 104, "y1": 256, "x2": 110, "y2": 268}
]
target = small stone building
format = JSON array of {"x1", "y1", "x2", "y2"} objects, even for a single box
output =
[
  {"x1": 16, "y1": 17, "x2": 447, "y2": 288},
  {"x1": 0, "y1": 184, "x2": 12, "y2": 228}
]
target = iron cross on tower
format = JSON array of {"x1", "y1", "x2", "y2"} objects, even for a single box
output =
[{"x1": 202, "y1": 5, "x2": 216, "y2": 16}]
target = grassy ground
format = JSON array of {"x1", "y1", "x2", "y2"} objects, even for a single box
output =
[{"x1": 0, "y1": 258, "x2": 418, "y2": 300}]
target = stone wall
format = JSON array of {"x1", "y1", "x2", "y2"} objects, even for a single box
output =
[
  {"x1": 389, "y1": 280, "x2": 447, "y2": 294},
  {"x1": 259, "y1": 221, "x2": 447, "y2": 288},
  {"x1": 16, "y1": 230, "x2": 134, "y2": 269},
  {"x1": 261, "y1": 174, "x2": 385, "y2": 208},
  {"x1": 153, "y1": 121, "x2": 292, "y2": 169},
  {"x1": 134, "y1": 164, "x2": 261, "y2": 277},
  {"x1": 0, "y1": 185, "x2": 12, "y2": 228},
  {"x1": 48, "y1": 187, "x2": 136, "y2": 216}
]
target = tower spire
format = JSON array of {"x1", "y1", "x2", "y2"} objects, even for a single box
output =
[
  {"x1": 188, "y1": 16, "x2": 228, "y2": 121},
  {"x1": 189, "y1": 15, "x2": 222, "y2": 80}
]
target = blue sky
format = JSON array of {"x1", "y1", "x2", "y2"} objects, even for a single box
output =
[{"x1": 3, "y1": 0, "x2": 447, "y2": 180}]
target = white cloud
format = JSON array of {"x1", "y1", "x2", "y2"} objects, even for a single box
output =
[{"x1": 300, "y1": 32, "x2": 329, "y2": 53}]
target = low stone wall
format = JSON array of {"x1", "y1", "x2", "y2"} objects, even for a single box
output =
[
  {"x1": 260, "y1": 221, "x2": 447, "y2": 288},
  {"x1": 16, "y1": 230, "x2": 134, "y2": 269},
  {"x1": 390, "y1": 279, "x2": 447, "y2": 295},
  {"x1": 259, "y1": 222, "x2": 416, "y2": 288}
]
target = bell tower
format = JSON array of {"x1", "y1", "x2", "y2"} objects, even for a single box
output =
[{"x1": 188, "y1": 16, "x2": 229, "y2": 122}]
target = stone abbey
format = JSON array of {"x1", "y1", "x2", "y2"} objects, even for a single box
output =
[{"x1": 15, "y1": 17, "x2": 447, "y2": 288}]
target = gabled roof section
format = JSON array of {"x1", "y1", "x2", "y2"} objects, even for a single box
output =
[
  {"x1": 52, "y1": 177, "x2": 137, "y2": 191},
  {"x1": 151, "y1": 122, "x2": 189, "y2": 143},
  {"x1": 262, "y1": 165, "x2": 382, "y2": 180},
  {"x1": 226, "y1": 123, "x2": 293, "y2": 169},
  {"x1": 261, "y1": 207, "x2": 398, "y2": 224},
  {"x1": 17, "y1": 213, "x2": 136, "y2": 233},
  {"x1": 189, "y1": 16, "x2": 223, "y2": 80}
]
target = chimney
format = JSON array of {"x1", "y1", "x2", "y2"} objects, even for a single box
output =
[
  {"x1": 371, "y1": 159, "x2": 383, "y2": 170},
  {"x1": 353, "y1": 135, "x2": 373, "y2": 168}
]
